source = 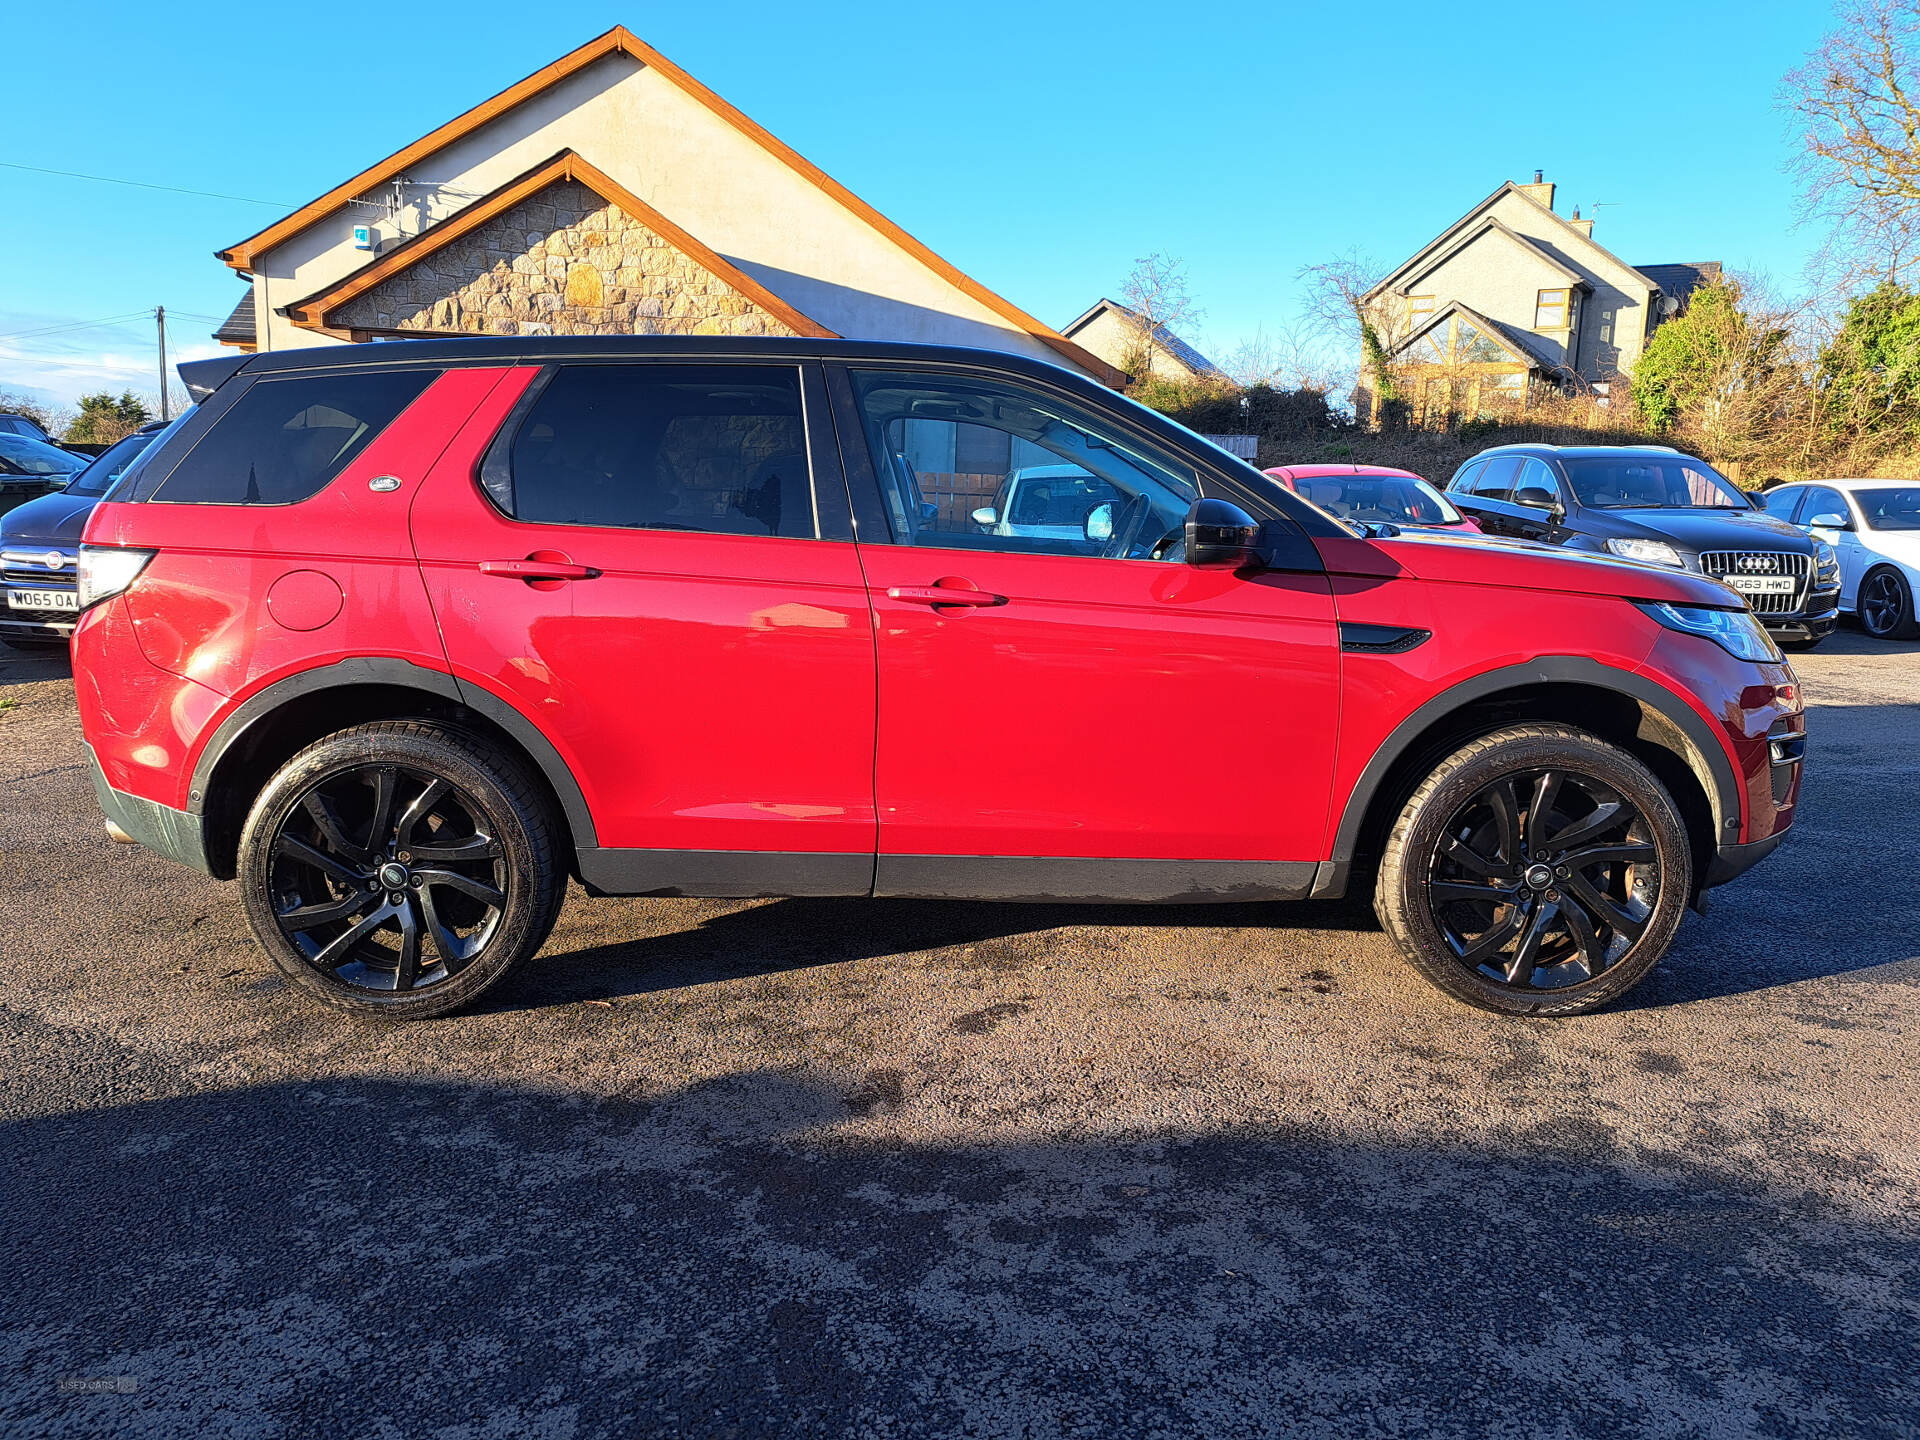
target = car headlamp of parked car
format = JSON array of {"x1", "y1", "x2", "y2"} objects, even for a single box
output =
[
  {"x1": 76, "y1": 545, "x2": 154, "y2": 611},
  {"x1": 1606, "y1": 537, "x2": 1686, "y2": 568},
  {"x1": 1636, "y1": 600, "x2": 1782, "y2": 662}
]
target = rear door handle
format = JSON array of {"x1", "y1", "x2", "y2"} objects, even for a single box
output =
[
  {"x1": 478, "y1": 558, "x2": 602, "y2": 581},
  {"x1": 886, "y1": 584, "x2": 1007, "y2": 608}
]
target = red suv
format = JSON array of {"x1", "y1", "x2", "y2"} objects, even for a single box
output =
[{"x1": 74, "y1": 339, "x2": 1803, "y2": 1019}]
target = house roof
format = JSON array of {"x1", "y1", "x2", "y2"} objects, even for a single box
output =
[
  {"x1": 1061, "y1": 298, "x2": 1222, "y2": 378},
  {"x1": 212, "y1": 289, "x2": 256, "y2": 348},
  {"x1": 1368, "y1": 180, "x2": 1657, "y2": 302},
  {"x1": 283, "y1": 149, "x2": 833, "y2": 338},
  {"x1": 218, "y1": 26, "x2": 1119, "y2": 384},
  {"x1": 1634, "y1": 261, "x2": 1723, "y2": 311}
]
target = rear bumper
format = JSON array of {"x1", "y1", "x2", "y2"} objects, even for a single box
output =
[{"x1": 87, "y1": 746, "x2": 212, "y2": 875}]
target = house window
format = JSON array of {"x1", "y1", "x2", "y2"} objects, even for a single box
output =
[{"x1": 1534, "y1": 288, "x2": 1570, "y2": 330}]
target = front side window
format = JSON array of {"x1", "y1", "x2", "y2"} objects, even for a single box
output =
[
  {"x1": 1760, "y1": 485, "x2": 1804, "y2": 520},
  {"x1": 1800, "y1": 487, "x2": 1851, "y2": 525},
  {"x1": 155, "y1": 370, "x2": 436, "y2": 505},
  {"x1": 1514, "y1": 457, "x2": 1563, "y2": 501},
  {"x1": 849, "y1": 370, "x2": 1197, "y2": 561},
  {"x1": 1561, "y1": 455, "x2": 1747, "y2": 510},
  {"x1": 493, "y1": 365, "x2": 812, "y2": 538},
  {"x1": 1855, "y1": 485, "x2": 1920, "y2": 530}
]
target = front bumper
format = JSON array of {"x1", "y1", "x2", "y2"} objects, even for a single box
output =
[
  {"x1": 1758, "y1": 594, "x2": 1839, "y2": 645},
  {"x1": 87, "y1": 747, "x2": 212, "y2": 875},
  {"x1": 2, "y1": 546, "x2": 79, "y2": 639},
  {"x1": 1704, "y1": 829, "x2": 1788, "y2": 888}
]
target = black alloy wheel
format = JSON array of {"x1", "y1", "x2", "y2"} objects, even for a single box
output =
[
  {"x1": 1374, "y1": 724, "x2": 1692, "y2": 1016},
  {"x1": 1859, "y1": 567, "x2": 1917, "y2": 640},
  {"x1": 267, "y1": 763, "x2": 506, "y2": 994},
  {"x1": 237, "y1": 721, "x2": 565, "y2": 1018},
  {"x1": 1426, "y1": 768, "x2": 1656, "y2": 990}
]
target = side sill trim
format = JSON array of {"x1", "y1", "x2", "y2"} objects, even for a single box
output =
[
  {"x1": 875, "y1": 855, "x2": 1318, "y2": 904},
  {"x1": 577, "y1": 848, "x2": 875, "y2": 898}
]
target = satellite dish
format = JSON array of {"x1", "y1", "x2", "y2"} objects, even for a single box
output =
[{"x1": 1660, "y1": 294, "x2": 1681, "y2": 317}]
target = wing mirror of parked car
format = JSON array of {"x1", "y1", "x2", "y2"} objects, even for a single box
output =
[
  {"x1": 1806, "y1": 512, "x2": 1852, "y2": 531},
  {"x1": 971, "y1": 506, "x2": 997, "y2": 528},
  {"x1": 1084, "y1": 502, "x2": 1116, "y2": 544},
  {"x1": 1183, "y1": 497, "x2": 1263, "y2": 569},
  {"x1": 1513, "y1": 486, "x2": 1563, "y2": 516}
]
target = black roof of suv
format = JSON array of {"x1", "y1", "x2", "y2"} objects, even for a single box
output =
[{"x1": 1445, "y1": 443, "x2": 1842, "y2": 647}]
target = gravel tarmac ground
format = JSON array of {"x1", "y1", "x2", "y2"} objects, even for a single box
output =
[{"x1": 1, "y1": 631, "x2": 1916, "y2": 1439}]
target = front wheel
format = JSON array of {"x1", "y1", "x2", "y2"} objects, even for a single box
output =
[
  {"x1": 237, "y1": 720, "x2": 566, "y2": 1019},
  {"x1": 1859, "y1": 566, "x2": 1919, "y2": 640},
  {"x1": 1375, "y1": 724, "x2": 1693, "y2": 1016}
]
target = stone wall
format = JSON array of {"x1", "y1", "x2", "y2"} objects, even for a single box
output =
[{"x1": 332, "y1": 180, "x2": 799, "y2": 338}]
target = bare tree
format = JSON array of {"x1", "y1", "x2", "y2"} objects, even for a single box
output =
[
  {"x1": 1298, "y1": 249, "x2": 1415, "y2": 424},
  {"x1": 1119, "y1": 253, "x2": 1201, "y2": 379},
  {"x1": 1785, "y1": 1, "x2": 1920, "y2": 284}
]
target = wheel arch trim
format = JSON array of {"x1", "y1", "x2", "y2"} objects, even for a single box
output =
[
  {"x1": 186, "y1": 657, "x2": 598, "y2": 850},
  {"x1": 1316, "y1": 656, "x2": 1742, "y2": 895}
]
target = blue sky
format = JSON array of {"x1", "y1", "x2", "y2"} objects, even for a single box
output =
[{"x1": 0, "y1": 0, "x2": 1837, "y2": 408}]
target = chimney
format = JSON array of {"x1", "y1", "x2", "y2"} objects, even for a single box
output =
[
  {"x1": 1518, "y1": 169, "x2": 1557, "y2": 212},
  {"x1": 1568, "y1": 204, "x2": 1594, "y2": 239}
]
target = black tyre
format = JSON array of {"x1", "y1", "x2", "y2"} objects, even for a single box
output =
[
  {"x1": 1375, "y1": 724, "x2": 1692, "y2": 1016},
  {"x1": 1858, "y1": 565, "x2": 1920, "y2": 640},
  {"x1": 237, "y1": 720, "x2": 565, "y2": 1019}
]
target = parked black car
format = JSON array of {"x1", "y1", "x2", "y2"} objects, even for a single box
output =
[
  {"x1": 0, "y1": 432, "x2": 91, "y2": 517},
  {"x1": 0, "y1": 412, "x2": 57, "y2": 443},
  {"x1": 0, "y1": 421, "x2": 169, "y2": 648},
  {"x1": 1446, "y1": 445, "x2": 1842, "y2": 648}
]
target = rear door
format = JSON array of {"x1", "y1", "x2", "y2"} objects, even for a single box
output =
[
  {"x1": 832, "y1": 363, "x2": 1340, "y2": 899},
  {"x1": 411, "y1": 360, "x2": 877, "y2": 895}
]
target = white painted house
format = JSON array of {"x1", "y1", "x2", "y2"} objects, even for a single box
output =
[{"x1": 211, "y1": 28, "x2": 1119, "y2": 386}]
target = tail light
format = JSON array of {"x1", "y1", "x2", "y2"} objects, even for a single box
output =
[{"x1": 76, "y1": 545, "x2": 155, "y2": 610}]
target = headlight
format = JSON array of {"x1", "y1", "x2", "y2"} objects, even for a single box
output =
[
  {"x1": 1607, "y1": 538, "x2": 1686, "y2": 568},
  {"x1": 1815, "y1": 540, "x2": 1838, "y2": 571},
  {"x1": 76, "y1": 545, "x2": 155, "y2": 610},
  {"x1": 1636, "y1": 601, "x2": 1782, "y2": 662}
]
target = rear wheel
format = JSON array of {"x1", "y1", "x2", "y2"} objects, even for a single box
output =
[
  {"x1": 237, "y1": 720, "x2": 565, "y2": 1019},
  {"x1": 1858, "y1": 566, "x2": 1919, "y2": 640},
  {"x1": 1375, "y1": 724, "x2": 1692, "y2": 1016}
]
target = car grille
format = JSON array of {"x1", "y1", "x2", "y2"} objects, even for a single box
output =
[
  {"x1": 1697, "y1": 550, "x2": 1812, "y2": 614},
  {"x1": 1, "y1": 546, "x2": 78, "y2": 597}
]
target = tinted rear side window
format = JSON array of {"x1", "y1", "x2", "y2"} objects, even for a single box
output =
[
  {"x1": 153, "y1": 370, "x2": 435, "y2": 505},
  {"x1": 493, "y1": 364, "x2": 813, "y2": 538}
]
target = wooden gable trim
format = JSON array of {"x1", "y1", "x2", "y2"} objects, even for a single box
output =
[
  {"x1": 223, "y1": 26, "x2": 1122, "y2": 384},
  {"x1": 282, "y1": 149, "x2": 835, "y2": 339}
]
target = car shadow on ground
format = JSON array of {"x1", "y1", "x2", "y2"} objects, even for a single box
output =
[
  {"x1": 0, "y1": 645, "x2": 71, "y2": 688},
  {"x1": 491, "y1": 892, "x2": 1384, "y2": 1012},
  {"x1": 5, "y1": 1066, "x2": 1915, "y2": 1437}
]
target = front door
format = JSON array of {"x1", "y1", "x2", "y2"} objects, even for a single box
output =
[
  {"x1": 834, "y1": 365, "x2": 1341, "y2": 900},
  {"x1": 411, "y1": 361, "x2": 877, "y2": 894}
]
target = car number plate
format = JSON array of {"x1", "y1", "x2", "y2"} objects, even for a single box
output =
[
  {"x1": 1726, "y1": 576, "x2": 1796, "y2": 596},
  {"x1": 6, "y1": 589, "x2": 78, "y2": 611}
]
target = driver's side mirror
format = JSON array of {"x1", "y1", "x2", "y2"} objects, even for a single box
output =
[
  {"x1": 1083, "y1": 501, "x2": 1115, "y2": 544},
  {"x1": 971, "y1": 506, "x2": 997, "y2": 529},
  {"x1": 1513, "y1": 486, "x2": 1563, "y2": 516},
  {"x1": 1183, "y1": 497, "x2": 1262, "y2": 569},
  {"x1": 1806, "y1": 511, "x2": 1852, "y2": 531}
]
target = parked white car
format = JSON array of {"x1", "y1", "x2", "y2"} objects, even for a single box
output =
[
  {"x1": 972, "y1": 464, "x2": 1120, "y2": 544},
  {"x1": 1759, "y1": 479, "x2": 1920, "y2": 639}
]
